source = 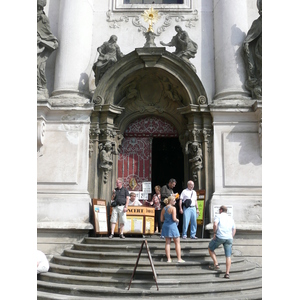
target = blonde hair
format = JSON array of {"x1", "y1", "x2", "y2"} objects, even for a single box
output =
[{"x1": 164, "y1": 195, "x2": 175, "y2": 206}]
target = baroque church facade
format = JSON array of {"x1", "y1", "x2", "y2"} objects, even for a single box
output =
[{"x1": 37, "y1": 0, "x2": 262, "y2": 255}]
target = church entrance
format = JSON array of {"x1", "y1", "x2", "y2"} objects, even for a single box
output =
[
  {"x1": 118, "y1": 116, "x2": 183, "y2": 196},
  {"x1": 152, "y1": 137, "x2": 184, "y2": 193}
]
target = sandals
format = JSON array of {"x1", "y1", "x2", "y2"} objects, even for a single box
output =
[
  {"x1": 209, "y1": 264, "x2": 220, "y2": 270},
  {"x1": 177, "y1": 259, "x2": 185, "y2": 263},
  {"x1": 224, "y1": 274, "x2": 230, "y2": 279},
  {"x1": 167, "y1": 259, "x2": 172, "y2": 263}
]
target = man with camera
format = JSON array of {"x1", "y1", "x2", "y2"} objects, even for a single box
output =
[
  {"x1": 179, "y1": 180, "x2": 199, "y2": 239},
  {"x1": 109, "y1": 178, "x2": 130, "y2": 239}
]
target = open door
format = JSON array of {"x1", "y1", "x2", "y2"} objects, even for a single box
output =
[{"x1": 118, "y1": 117, "x2": 183, "y2": 194}]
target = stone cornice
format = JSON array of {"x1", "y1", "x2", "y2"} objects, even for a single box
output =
[{"x1": 37, "y1": 101, "x2": 94, "y2": 123}]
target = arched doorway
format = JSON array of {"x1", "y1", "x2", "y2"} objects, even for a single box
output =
[
  {"x1": 118, "y1": 116, "x2": 184, "y2": 195},
  {"x1": 89, "y1": 47, "x2": 213, "y2": 221},
  {"x1": 152, "y1": 137, "x2": 184, "y2": 193}
]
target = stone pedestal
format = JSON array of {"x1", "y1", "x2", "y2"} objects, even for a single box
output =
[
  {"x1": 37, "y1": 100, "x2": 94, "y2": 255},
  {"x1": 207, "y1": 100, "x2": 262, "y2": 236}
]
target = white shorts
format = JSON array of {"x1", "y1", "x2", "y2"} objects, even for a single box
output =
[{"x1": 110, "y1": 205, "x2": 127, "y2": 225}]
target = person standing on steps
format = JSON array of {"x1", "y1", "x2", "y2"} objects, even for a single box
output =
[
  {"x1": 149, "y1": 185, "x2": 162, "y2": 234},
  {"x1": 208, "y1": 205, "x2": 236, "y2": 279},
  {"x1": 109, "y1": 178, "x2": 130, "y2": 239},
  {"x1": 161, "y1": 178, "x2": 177, "y2": 206},
  {"x1": 161, "y1": 178, "x2": 182, "y2": 234},
  {"x1": 160, "y1": 195, "x2": 185, "y2": 263},
  {"x1": 179, "y1": 180, "x2": 199, "y2": 239}
]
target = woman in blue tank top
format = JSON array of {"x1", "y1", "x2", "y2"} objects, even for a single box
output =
[{"x1": 161, "y1": 195, "x2": 185, "y2": 263}]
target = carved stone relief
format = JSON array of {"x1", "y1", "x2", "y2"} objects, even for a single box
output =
[
  {"x1": 37, "y1": 119, "x2": 46, "y2": 154},
  {"x1": 106, "y1": 9, "x2": 198, "y2": 33},
  {"x1": 118, "y1": 72, "x2": 184, "y2": 115}
]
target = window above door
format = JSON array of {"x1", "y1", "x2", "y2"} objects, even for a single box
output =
[
  {"x1": 123, "y1": 1, "x2": 184, "y2": 3},
  {"x1": 112, "y1": 0, "x2": 192, "y2": 12}
]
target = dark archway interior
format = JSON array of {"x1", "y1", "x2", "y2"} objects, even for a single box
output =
[{"x1": 151, "y1": 137, "x2": 184, "y2": 195}]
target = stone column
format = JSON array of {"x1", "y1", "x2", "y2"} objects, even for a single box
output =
[
  {"x1": 52, "y1": 0, "x2": 93, "y2": 100},
  {"x1": 213, "y1": 0, "x2": 250, "y2": 100}
]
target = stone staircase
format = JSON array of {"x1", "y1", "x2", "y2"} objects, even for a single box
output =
[{"x1": 37, "y1": 236, "x2": 262, "y2": 299}]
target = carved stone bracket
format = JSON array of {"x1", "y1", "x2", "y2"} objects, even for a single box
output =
[
  {"x1": 37, "y1": 119, "x2": 46, "y2": 153},
  {"x1": 202, "y1": 128, "x2": 213, "y2": 154},
  {"x1": 89, "y1": 123, "x2": 100, "y2": 157}
]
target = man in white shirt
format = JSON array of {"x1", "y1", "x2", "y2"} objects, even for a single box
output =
[
  {"x1": 179, "y1": 180, "x2": 199, "y2": 239},
  {"x1": 208, "y1": 205, "x2": 236, "y2": 279}
]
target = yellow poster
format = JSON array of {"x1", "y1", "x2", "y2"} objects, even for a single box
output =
[
  {"x1": 197, "y1": 200, "x2": 204, "y2": 221},
  {"x1": 124, "y1": 216, "x2": 144, "y2": 233},
  {"x1": 145, "y1": 216, "x2": 155, "y2": 234}
]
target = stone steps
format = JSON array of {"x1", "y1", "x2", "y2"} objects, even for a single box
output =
[
  {"x1": 37, "y1": 236, "x2": 262, "y2": 299},
  {"x1": 47, "y1": 259, "x2": 254, "y2": 278},
  {"x1": 37, "y1": 279, "x2": 262, "y2": 299},
  {"x1": 37, "y1": 290, "x2": 263, "y2": 300},
  {"x1": 39, "y1": 267, "x2": 261, "y2": 287}
]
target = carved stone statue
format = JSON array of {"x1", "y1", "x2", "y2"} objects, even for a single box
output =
[
  {"x1": 92, "y1": 35, "x2": 123, "y2": 86},
  {"x1": 99, "y1": 142, "x2": 114, "y2": 171},
  {"x1": 185, "y1": 141, "x2": 203, "y2": 181},
  {"x1": 99, "y1": 141, "x2": 115, "y2": 184},
  {"x1": 243, "y1": 0, "x2": 262, "y2": 100},
  {"x1": 37, "y1": 0, "x2": 58, "y2": 99},
  {"x1": 160, "y1": 25, "x2": 198, "y2": 72}
]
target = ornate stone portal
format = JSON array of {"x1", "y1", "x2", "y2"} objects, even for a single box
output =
[{"x1": 89, "y1": 47, "x2": 212, "y2": 211}]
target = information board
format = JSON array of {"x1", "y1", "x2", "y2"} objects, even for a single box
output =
[
  {"x1": 110, "y1": 206, "x2": 155, "y2": 235},
  {"x1": 213, "y1": 205, "x2": 233, "y2": 218},
  {"x1": 92, "y1": 199, "x2": 108, "y2": 235},
  {"x1": 196, "y1": 190, "x2": 205, "y2": 225},
  {"x1": 123, "y1": 216, "x2": 144, "y2": 234}
]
